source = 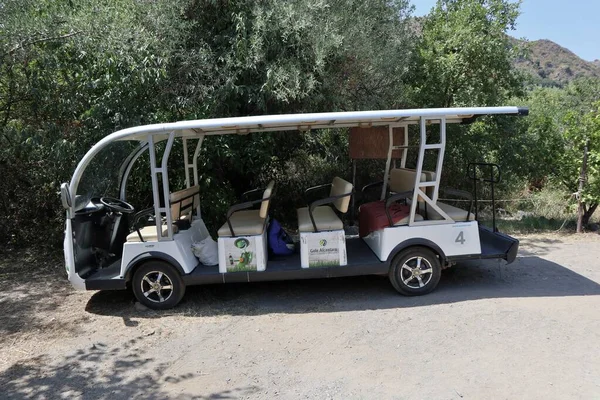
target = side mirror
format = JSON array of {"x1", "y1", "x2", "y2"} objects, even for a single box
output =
[{"x1": 60, "y1": 183, "x2": 72, "y2": 209}]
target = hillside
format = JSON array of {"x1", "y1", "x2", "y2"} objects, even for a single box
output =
[{"x1": 513, "y1": 38, "x2": 600, "y2": 86}]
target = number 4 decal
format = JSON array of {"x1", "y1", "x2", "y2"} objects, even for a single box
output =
[{"x1": 455, "y1": 231, "x2": 465, "y2": 244}]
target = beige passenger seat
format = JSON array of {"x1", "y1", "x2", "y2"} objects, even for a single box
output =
[
  {"x1": 297, "y1": 177, "x2": 353, "y2": 232},
  {"x1": 217, "y1": 180, "x2": 275, "y2": 237},
  {"x1": 169, "y1": 185, "x2": 200, "y2": 221},
  {"x1": 127, "y1": 185, "x2": 201, "y2": 243},
  {"x1": 403, "y1": 169, "x2": 474, "y2": 222},
  {"x1": 428, "y1": 200, "x2": 475, "y2": 221},
  {"x1": 387, "y1": 168, "x2": 425, "y2": 224}
]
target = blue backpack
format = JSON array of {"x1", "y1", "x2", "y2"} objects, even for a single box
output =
[{"x1": 267, "y1": 219, "x2": 295, "y2": 255}]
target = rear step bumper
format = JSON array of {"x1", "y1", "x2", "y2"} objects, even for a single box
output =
[
  {"x1": 479, "y1": 226, "x2": 519, "y2": 264},
  {"x1": 448, "y1": 226, "x2": 519, "y2": 264}
]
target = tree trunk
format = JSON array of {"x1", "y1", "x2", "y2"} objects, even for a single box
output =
[
  {"x1": 576, "y1": 139, "x2": 590, "y2": 233},
  {"x1": 582, "y1": 203, "x2": 598, "y2": 227}
]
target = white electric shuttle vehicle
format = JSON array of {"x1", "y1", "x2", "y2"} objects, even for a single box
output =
[{"x1": 61, "y1": 107, "x2": 528, "y2": 309}]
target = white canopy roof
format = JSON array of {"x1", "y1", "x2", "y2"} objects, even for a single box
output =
[
  {"x1": 111, "y1": 106, "x2": 528, "y2": 142},
  {"x1": 69, "y1": 106, "x2": 528, "y2": 199}
]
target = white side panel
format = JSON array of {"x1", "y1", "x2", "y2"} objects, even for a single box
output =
[
  {"x1": 363, "y1": 222, "x2": 481, "y2": 262},
  {"x1": 64, "y1": 218, "x2": 86, "y2": 290},
  {"x1": 120, "y1": 229, "x2": 199, "y2": 277}
]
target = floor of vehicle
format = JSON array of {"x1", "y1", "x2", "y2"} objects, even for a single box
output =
[
  {"x1": 184, "y1": 237, "x2": 387, "y2": 285},
  {"x1": 85, "y1": 259, "x2": 125, "y2": 290}
]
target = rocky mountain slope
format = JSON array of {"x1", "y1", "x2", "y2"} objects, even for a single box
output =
[{"x1": 513, "y1": 38, "x2": 600, "y2": 86}]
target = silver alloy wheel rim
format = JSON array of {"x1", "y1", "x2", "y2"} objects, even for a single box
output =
[
  {"x1": 140, "y1": 271, "x2": 174, "y2": 303},
  {"x1": 400, "y1": 256, "x2": 433, "y2": 289}
]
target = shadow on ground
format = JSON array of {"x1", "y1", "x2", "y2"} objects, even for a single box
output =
[
  {"x1": 0, "y1": 332, "x2": 259, "y2": 399},
  {"x1": 0, "y1": 275, "x2": 84, "y2": 341},
  {"x1": 0, "y1": 250, "x2": 80, "y2": 341},
  {"x1": 86, "y1": 256, "x2": 600, "y2": 319}
]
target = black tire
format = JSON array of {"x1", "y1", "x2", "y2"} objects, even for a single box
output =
[
  {"x1": 388, "y1": 246, "x2": 441, "y2": 296},
  {"x1": 132, "y1": 261, "x2": 185, "y2": 310}
]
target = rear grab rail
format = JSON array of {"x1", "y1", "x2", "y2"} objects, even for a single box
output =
[{"x1": 468, "y1": 163, "x2": 501, "y2": 232}]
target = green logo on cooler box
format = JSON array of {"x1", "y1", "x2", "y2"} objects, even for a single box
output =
[
  {"x1": 319, "y1": 239, "x2": 327, "y2": 247},
  {"x1": 234, "y1": 238, "x2": 249, "y2": 249}
]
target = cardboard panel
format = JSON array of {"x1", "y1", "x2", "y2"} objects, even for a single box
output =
[{"x1": 349, "y1": 126, "x2": 405, "y2": 159}]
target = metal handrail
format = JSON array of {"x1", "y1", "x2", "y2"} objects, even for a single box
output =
[{"x1": 468, "y1": 162, "x2": 501, "y2": 232}]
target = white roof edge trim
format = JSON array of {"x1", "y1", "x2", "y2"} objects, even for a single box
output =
[{"x1": 114, "y1": 106, "x2": 525, "y2": 141}]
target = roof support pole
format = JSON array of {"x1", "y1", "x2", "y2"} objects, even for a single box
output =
[
  {"x1": 183, "y1": 138, "x2": 191, "y2": 189},
  {"x1": 400, "y1": 124, "x2": 409, "y2": 168},
  {"x1": 432, "y1": 116, "x2": 446, "y2": 203},
  {"x1": 381, "y1": 125, "x2": 394, "y2": 200},
  {"x1": 409, "y1": 117, "x2": 453, "y2": 226},
  {"x1": 351, "y1": 159, "x2": 357, "y2": 225},
  {"x1": 408, "y1": 118, "x2": 426, "y2": 225},
  {"x1": 147, "y1": 134, "x2": 163, "y2": 241},
  {"x1": 182, "y1": 135, "x2": 204, "y2": 191},
  {"x1": 192, "y1": 135, "x2": 204, "y2": 187},
  {"x1": 148, "y1": 131, "x2": 176, "y2": 241},
  {"x1": 161, "y1": 132, "x2": 175, "y2": 239},
  {"x1": 192, "y1": 135, "x2": 204, "y2": 217}
]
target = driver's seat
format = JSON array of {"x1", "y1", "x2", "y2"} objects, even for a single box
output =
[
  {"x1": 126, "y1": 224, "x2": 179, "y2": 243},
  {"x1": 126, "y1": 208, "x2": 180, "y2": 243}
]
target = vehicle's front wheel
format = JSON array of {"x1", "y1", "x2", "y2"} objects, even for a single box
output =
[
  {"x1": 389, "y1": 247, "x2": 441, "y2": 296},
  {"x1": 132, "y1": 261, "x2": 186, "y2": 310}
]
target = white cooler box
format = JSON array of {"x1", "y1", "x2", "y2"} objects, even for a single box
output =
[
  {"x1": 300, "y1": 230, "x2": 347, "y2": 268},
  {"x1": 218, "y1": 231, "x2": 267, "y2": 273}
]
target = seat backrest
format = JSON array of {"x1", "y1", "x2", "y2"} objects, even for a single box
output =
[
  {"x1": 259, "y1": 180, "x2": 275, "y2": 219},
  {"x1": 329, "y1": 177, "x2": 353, "y2": 213},
  {"x1": 170, "y1": 185, "x2": 200, "y2": 220},
  {"x1": 389, "y1": 168, "x2": 427, "y2": 196}
]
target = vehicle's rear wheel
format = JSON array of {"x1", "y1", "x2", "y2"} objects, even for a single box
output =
[
  {"x1": 132, "y1": 261, "x2": 185, "y2": 310},
  {"x1": 389, "y1": 247, "x2": 441, "y2": 296}
]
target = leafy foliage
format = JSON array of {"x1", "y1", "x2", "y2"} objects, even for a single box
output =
[
  {"x1": 0, "y1": 0, "x2": 416, "y2": 244},
  {"x1": 412, "y1": 0, "x2": 524, "y2": 108},
  {"x1": 1, "y1": 0, "x2": 598, "y2": 248}
]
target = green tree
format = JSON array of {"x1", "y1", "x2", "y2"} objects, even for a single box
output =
[
  {"x1": 413, "y1": 0, "x2": 524, "y2": 108},
  {"x1": 0, "y1": 0, "x2": 177, "y2": 244},
  {"x1": 562, "y1": 103, "x2": 600, "y2": 230},
  {"x1": 406, "y1": 0, "x2": 527, "y2": 201},
  {"x1": 513, "y1": 79, "x2": 600, "y2": 229},
  {"x1": 0, "y1": 0, "x2": 417, "y2": 246}
]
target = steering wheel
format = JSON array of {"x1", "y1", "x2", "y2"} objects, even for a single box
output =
[{"x1": 100, "y1": 197, "x2": 135, "y2": 214}]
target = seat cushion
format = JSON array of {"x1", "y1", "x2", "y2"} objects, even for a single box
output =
[
  {"x1": 358, "y1": 200, "x2": 424, "y2": 237},
  {"x1": 126, "y1": 224, "x2": 179, "y2": 242},
  {"x1": 393, "y1": 213, "x2": 424, "y2": 226},
  {"x1": 218, "y1": 210, "x2": 266, "y2": 237},
  {"x1": 297, "y1": 206, "x2": 343, "y2": 232},
  {"x1": 428, "y1": 201, "x2": 475, "y2": 221}
]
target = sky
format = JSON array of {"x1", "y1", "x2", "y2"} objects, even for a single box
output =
[{"x1": 412, "y1": 0, "x2": 600, "y2": 61}]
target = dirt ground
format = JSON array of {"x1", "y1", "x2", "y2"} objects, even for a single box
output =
[{"x1": 0, "y1": 233, "x2": 599, "y2": 399}]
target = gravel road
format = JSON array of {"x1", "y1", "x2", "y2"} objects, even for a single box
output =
[{"x1": 1, "y1": 233, "x2": 599, "y2": 399}]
